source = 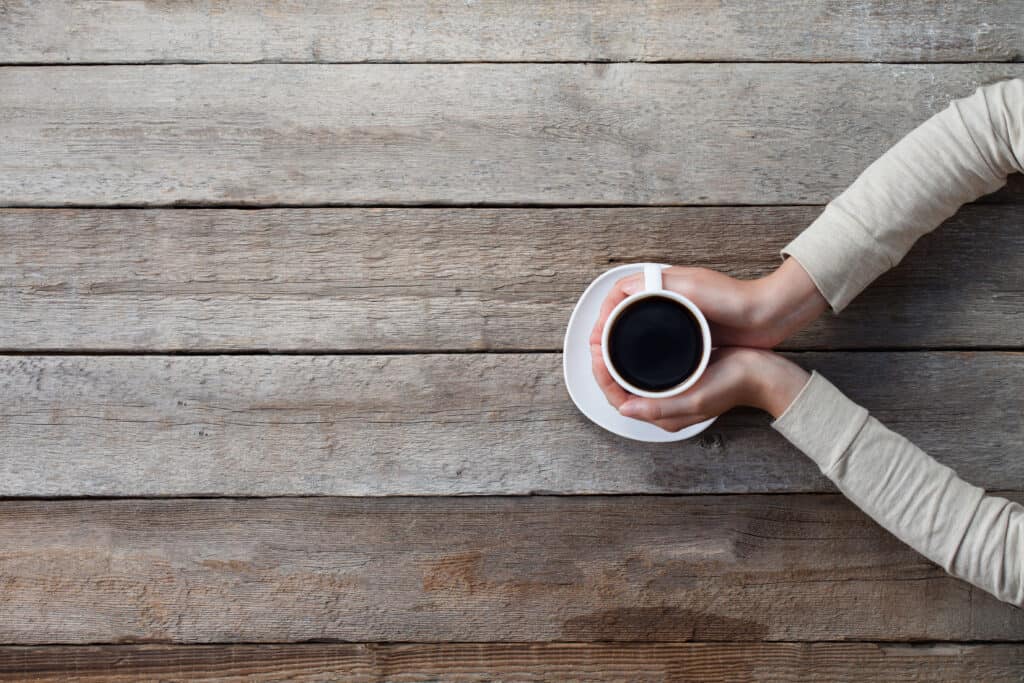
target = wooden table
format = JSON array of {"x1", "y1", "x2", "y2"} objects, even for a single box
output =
[{"x1": 1, "y1": 2, "x2": 1023, "y2": 680}]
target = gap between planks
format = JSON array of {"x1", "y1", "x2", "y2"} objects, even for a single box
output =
[
  {"x1": 2, "y1": 642, "x2": 1024, "y2": 683},
  {"x1": 2, "y1": 194, "x2": 1021, "y2": 209},
  {"x1": 3, "y1": 60, "x2": 1023, "y2": 66},
  {"x1": 0, "y1": 348, "x2": 1023, "y2": 355},
  {"x1": 0, "y1": 491, "x2": 1020, "y2": 502}
]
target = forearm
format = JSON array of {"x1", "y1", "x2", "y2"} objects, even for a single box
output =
[
  {"x1": 784, "y1": 79, "x2": 1024, "y2": 313},
  {"x1": 736, "y1": 80, "x2": 1024, "y2": 606},
  {"x1": 771, "y1": 371, "x2": 1024, "y2": 607}
]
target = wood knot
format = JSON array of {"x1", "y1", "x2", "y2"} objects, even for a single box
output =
[{"x1": 698, "y1": 432, "x2": 724, "y2": 450}]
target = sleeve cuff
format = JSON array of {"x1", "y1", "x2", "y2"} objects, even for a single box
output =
[
  {"x1": 781, "y1": 203, "x2": 893, "y2": 314},
  {"x1": 771, "y1": 371, "x2": 870, "y2": 475}
]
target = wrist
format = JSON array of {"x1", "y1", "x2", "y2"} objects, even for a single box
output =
[
  {"x1": 743, "y1": 351, "x2": 811, "y2": 418},
  {"x1": 748, "y1": 257, "x2": 829, "y2": 346}
]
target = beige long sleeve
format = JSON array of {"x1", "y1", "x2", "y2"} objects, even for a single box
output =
[
  {"x1": 772, "y1": 79, "x2": 1024, "y2": 606},
  {"x1": 784, "y1": 78, "x2": 1023, "y2": 314}
]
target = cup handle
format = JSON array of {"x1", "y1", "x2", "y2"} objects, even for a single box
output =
[{"x1": 643, "y1": 263, "x2": 663, "y2": 292}]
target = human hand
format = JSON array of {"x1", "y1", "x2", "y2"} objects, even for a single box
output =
[
  {"x1": 588, "y1": 257, "x2": 827, "y2": 350},
  {"x1": 589, "y1": 345, "x2": 810, "y2": 432}
]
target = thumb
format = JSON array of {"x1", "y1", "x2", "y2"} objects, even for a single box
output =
[{"x1": 620, "y1": 398, "x2": 660, "y2": 421}]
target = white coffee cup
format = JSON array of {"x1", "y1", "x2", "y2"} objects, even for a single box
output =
[{"x1": 601, "y1": 263, "x2": 712, "y2": 399}]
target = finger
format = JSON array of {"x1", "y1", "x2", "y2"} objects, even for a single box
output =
[
  {"x1": 633, "y1": 403, "x2": 711, "y2": 433},
  {"x1": 654, "y1": 414, "x2": 713, "y2": 433},
  {"x1": 589, "y1": 277, "x2": 635, "y2": 344},
  {"x1": 650, "y1": 349, "x2": 739, "y2": 425},
  {"x1": 618, "y1": 397, "x2": 663, "y2": 422},
  {"x1": 659, "y1": 266, "x2": 701, "y2": 298},
  {"x1": 616, "y1": 273, "x2": 643, "y2": 296},
  {"x1": 617, "y1": 348, "x2": 744, "y2": 429},
  {"x1": 591, "y1": 343, "x2": 630, "y2": 408},
  {"x1": 599, "y1": 278, "x2": 632, "y2": 320},
  {"x1": 661, "y1": 267, "x2": 751, "y2": 329},
  {"x1": 654, "y1": 417, "x2": 682, "y2": 431},
  {"x1": 620, "y1": 387, "x2": 706, "y2": 426}
]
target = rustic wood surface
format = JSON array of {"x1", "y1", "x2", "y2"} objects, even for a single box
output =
[
  {"x1": 3, "y1": 1, "x2": 1022, "y2": 64},
  {"x1": 1, "y1": 352, "x2": 1020, "y2": 496},
  {"x1": 4, "y1": 64, "x2": 1024, "y2": 207},
  {"x1": 3, "y1": 642, "x2": 1024, "y2": 683},
  {"x1": 0, "y1": 496, "x2": 1022, "y2": 644},
  {"x1": 3, "y1": 1, "x2": 1022, "y2": 675},
  {"x1": 3, "y1": 206, "x2": 1022, "y2": 352}
]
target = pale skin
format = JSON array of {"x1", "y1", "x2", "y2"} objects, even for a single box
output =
[{"x1": 590, "y1": 257, "x2": 827, "y2": 431}]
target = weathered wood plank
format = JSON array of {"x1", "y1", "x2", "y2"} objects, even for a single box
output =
[
  {"x1": 2, "y1": 1, "x2": 1021, "y2": 64},
  {"x1": 2, "y1": 207, "x2": 1021, "y2": 351},
  {"x1": 1, "y1": 352, "x2": 1020, "y2": 496},
  {"x1": 3, "y1": 642, "x2": 1024, "y2": 682},
  {"x1": 0, "y1": 496, "x2": 1022, "y2": 644},
  {"x1": 3, "y1": 64, "x2": 1023, "y2": 206}
]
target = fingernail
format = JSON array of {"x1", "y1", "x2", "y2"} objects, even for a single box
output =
[
  {"x1": 620, "y1": 401, "x2": 640, "y2": 417},
  {"x1": 622, "y1": 281, "x2": 640, "y2": 295}
]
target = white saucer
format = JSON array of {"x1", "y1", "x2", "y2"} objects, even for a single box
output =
[{"x1": 563, "y1": 263, "x2": 717, "y2": 442}]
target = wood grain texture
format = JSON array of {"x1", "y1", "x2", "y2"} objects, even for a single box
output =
[
  {"x1": 1, "y1": 496, "x2": 1022, "y2": 644},
  {"x1": 2, "y1": 1, "x2": 1022, "y2": 64},
  {"x1": 3, "y1": 642, "x2": 1024, "y2": 682},
  {"x1": 2, "y1": 206, "x2": 1022, "y2": 351},
  {"x1": 1, "y1": 352, "x2": 1021, "y2": 496},
  {"x1": 4, "y1": 64, "x2": 1024, "y2": 206}
]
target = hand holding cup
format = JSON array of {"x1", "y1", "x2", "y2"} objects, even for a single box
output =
[{"x1": 589, "y1": 260, "x2": 822, "y2": 432}]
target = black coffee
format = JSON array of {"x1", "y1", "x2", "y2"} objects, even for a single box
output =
[{"x1": 607, "y1": 296, "x2": 702, "y2": 392}]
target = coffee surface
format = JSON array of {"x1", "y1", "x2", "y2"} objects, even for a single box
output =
[{"x1": 607, "y1": 296, "x2": 702, "y2": 392}]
